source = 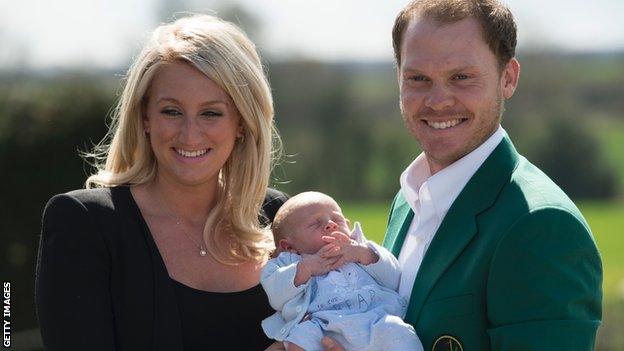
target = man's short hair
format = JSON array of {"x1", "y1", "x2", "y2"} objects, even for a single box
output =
[{"x1": 392, "y1": 0, "x2": 517, "y2": 70}]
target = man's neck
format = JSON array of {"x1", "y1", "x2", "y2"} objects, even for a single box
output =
[{"x1": 426, "y1": 125, "x2": 502, "y2": 175}]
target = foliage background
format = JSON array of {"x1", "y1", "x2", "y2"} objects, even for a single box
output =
[{"x1": 1, "y1": 3, "x2": 623, "y2": 350}]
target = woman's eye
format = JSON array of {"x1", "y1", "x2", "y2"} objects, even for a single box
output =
[
  {"x1": 161, "y1": 109, "x2": 181, "y2": 116},
  {"x1": 201, "y1": 110, "x2": 223, "y2": 118}
]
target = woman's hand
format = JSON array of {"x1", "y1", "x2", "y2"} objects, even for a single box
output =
[
  {"x1": 265, "y1": 341, "x2": 286, "y2": 351},
  {"x1": 321, "y1": 336, "x2": 346, "y2": 351},
  {"x1": 265, "y1": 338, "x2": 345, "y2": 351}
]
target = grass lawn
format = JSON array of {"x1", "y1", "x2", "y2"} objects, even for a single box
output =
[
  {"x1": 581, "y1": 202, "x2": 624, "y2": 300},
  {"x1": 342, "y1": 200, "x2": 624, "y2": 300}
]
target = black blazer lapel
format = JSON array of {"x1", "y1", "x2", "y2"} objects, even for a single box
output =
[
  {"x1": 119, "y1": 186, "x2": 184, "y2": 351},
  {"x1": 149, "y1": 248, "x2": 183, "y2": 351}
]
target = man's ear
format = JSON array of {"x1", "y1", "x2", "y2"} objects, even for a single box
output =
[{"x1": 501, "y1": 58, "x2": 521, "y2": 99}]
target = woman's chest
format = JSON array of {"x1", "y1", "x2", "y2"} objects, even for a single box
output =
[{"x1": 154, "y1": 232, "x2": 261, "y2": 292}]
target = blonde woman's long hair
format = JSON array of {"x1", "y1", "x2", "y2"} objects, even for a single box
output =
[{"x1": 85, "y1": 14, "x2": 280, "y2": 264}]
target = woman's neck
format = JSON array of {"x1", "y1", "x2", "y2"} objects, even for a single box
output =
[{"x1": 145, "y1": 175, "x2": 219, "y2": 224}]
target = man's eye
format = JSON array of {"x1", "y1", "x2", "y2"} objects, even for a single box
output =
[
  {"x1": 409, "y1": 75, "x2": 428, "y2": 82},
  {"x1": 161, "y1": 109, "x2": 181, "y2": 116},
  {"x1": 453, "y1": 74, "x2": 469, "y2": 80}
]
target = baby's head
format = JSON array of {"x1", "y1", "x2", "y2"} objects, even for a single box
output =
[{"x1": 272, "y1": 192, "x2": 351, "y2": 255}]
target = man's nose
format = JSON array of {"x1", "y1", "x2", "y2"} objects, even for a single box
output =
[{"x1": 424, "y1": 83, "x2": 454, "y2": 111}]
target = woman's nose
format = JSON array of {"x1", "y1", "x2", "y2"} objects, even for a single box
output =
[
  {"x1": 179, "y1": 117, "x2": 202, "y2": 144},
  {"x1": 324, "y1": 220, "x2": 337, "y2": 232}
]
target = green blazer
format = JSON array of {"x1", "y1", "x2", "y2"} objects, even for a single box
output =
[{"x1": 383, "y1": 136, "x2": 602, "y2": 350}]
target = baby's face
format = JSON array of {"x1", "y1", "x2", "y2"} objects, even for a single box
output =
[{"x1": 286, "y1": 200, "x2": 351, "y2": 255}]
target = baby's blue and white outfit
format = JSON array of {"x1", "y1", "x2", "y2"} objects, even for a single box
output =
[{"x1": 261, "y1": 223, "x2": 423, "y2": 351}]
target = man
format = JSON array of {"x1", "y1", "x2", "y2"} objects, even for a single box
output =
[{"x1": 381, "y1": 0, "x2": 602, "y2": 350}]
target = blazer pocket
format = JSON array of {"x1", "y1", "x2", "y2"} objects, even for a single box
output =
[{"x1": 421, "y1": 293, "x2": 475, "y2": 320}]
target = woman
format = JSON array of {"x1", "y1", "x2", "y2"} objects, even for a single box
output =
[{"x1": 36, "y1": 15, "x2": 287, "y2": 350}]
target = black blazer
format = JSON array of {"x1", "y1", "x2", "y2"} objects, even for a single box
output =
[{"x1": 36, "y1": 186, "x2": 287, "y2": 351}]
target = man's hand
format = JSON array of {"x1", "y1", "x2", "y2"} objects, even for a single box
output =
[
  {"x1": 294, "y1": 244, "x2": 340, "y2": 286},
  {"x1": 321, "y1": 231, "x2": 379, "y2": 269}
]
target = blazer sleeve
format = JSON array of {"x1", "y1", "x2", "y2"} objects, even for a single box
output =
[
  {"x1": 486, "y1": 207, "x2": 602, "y2": 350},
  {"x1": 36, "y1": 193, "x2": 116, "y2": 351},
  {"x1": 260, "y1": 188, "x2": 289, "y2": 226}
]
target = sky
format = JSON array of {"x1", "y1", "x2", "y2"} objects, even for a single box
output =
[{"x1": 2, "y1": 0, "x2": 623, "y2": 70}]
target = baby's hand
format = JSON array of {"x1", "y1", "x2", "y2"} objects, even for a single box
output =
[
  {"x1": 294, "y1": 244, "x2": 340, "y2": 286},
  {"x1": 321, "y1": 231, "x2": 379, "y2": 269}
]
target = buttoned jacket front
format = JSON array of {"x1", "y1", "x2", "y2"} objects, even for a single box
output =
[{"x1": 383, "y1": 136, "x2": 602, "y2": 350}]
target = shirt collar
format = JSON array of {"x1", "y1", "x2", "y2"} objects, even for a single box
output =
[
  {"x1": 400, "y1": 125, "x2": 505, "y2": 217},
  {"x1": 399, "y1": 152, "x2": 430, "y2": 210}
]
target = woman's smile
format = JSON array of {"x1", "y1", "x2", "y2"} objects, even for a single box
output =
[{"x1": 173, "y1": 148, "x2": 209, "y2": 158}]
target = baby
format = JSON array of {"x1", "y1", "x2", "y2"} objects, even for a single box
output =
[{"x1": 261, "y1": 191, "x2": 423, "y2": 351}]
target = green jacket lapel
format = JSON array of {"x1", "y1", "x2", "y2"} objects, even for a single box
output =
[
  {"x1": 405, "y1": 136, "x2": 520, "y2": 323},
  {"x1": 383, "y1": 194, "x2": 414, "y2": 257}
]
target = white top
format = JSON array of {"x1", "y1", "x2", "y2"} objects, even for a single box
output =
[{"x1": 397, "y1": 125, "x2": 505, "y2": 302}]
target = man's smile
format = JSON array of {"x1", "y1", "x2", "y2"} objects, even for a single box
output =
[{"x1": 422, "y1": 117, "x2": 468, "y2": 130}]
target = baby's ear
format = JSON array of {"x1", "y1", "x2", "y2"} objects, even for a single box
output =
[{"x1": 278, "y1": 239, "x2": 294, "y2": 253}]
